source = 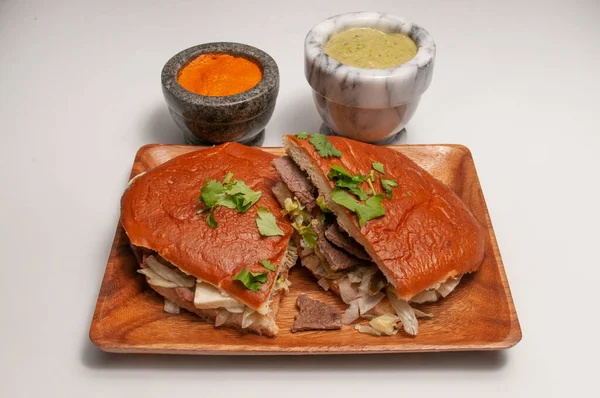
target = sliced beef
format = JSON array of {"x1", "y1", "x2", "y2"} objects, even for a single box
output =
[
  {"x1": 272, "y1": 156, "x2": 317, "y2": 211},
  {"x1": 312, "y1": 221, "x2": 365, "y2": 271},
  {"x1": 291, "y1": 294, "x2": 342, "y2": 332},
  {"x1": 325, "y1": 224, "x2": 371, "y2": 261},
  {"x1": 271, "y1": 181, "x2": 293, "y2": 208}
]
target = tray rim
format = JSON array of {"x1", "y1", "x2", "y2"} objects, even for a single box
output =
[{"x1": 89, "y1": 143, "x2": 522, "y2": 355}]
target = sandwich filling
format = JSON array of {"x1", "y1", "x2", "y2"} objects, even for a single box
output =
[
  {"x1": 135, "y1": 243, "x2": 297, "y2": 334},
  {"x1": 272, "y1": 156, "x2": 462, "y2": 336}
]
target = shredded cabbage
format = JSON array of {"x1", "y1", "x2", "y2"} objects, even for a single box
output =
[
  {"x1": 338, "y1": 278, "x2": 358, "y2": 304},
  {"x1": 137, "y1": 268, "x2": 179, "y2": 288},
  {"x1": 437, "y1": 275, "x2": 462, "y2": 297},
  {"x1": 347, "y1": 271, "x2": 362, "y2": 284},
  {"x1": 413, "y1": 308, "x2": 434, "y2": 318},
  {"x1": 145, "y1": 256, "x2": 195, "y2": 287},
  {"x1": 215, "y1": 311, "x2": 229, "y2": 327},
  {"x1": 342, "y1": 300, "x2": 360, "y2": 325},
  {"x1": 369, "y1": 314, "x2": 400, "y2": 335},
  {"x1": 410, "y1": 290, "x2": 438, "y2": 304},
  {"x1": 317, "y1": 278, "x2": 330, "y2": 291},
  {"x1": 387, "y1": 288, "x2": 419, "y2": 335},
  {"x1": 241, "y1": 308, "x2": 259, "y2": 329},
  {"x1": 275, "y1": 277, "x2": 292, "y2": 292},
  {"x1": 357, "y1": 291, "x2": 385, "y2": 315},
  {"x1": 409, "y1": 275, "x2": 463, "y2": 303},
  {"x1": 355, "y1": 324, "x2": 383, "y2": 336},
  {"x1": 163, "y1": 299, "x2": 180, "y2": 314}
]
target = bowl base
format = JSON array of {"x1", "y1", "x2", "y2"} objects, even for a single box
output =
[
  {"x1": 184, "y1": 129, "x2": 265, "y2": 147},
  {"x1": 319, "y1": 123, "x2": 407, "y2": 145}
]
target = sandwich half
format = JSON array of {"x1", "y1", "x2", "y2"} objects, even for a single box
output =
[
  {"x1": 271, "y1": 134, "x2": 485, "y2": 336},
  {"x1": 121, "y1": 143, "x2": 296, "y2": 336}
]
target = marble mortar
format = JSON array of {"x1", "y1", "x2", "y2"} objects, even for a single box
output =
[
  {"x1": 161, "y1": 42, "x2": 279, "y2": 145},
  {"x1": 305, "y1": 12, "x2": 436, "y2": 143}
]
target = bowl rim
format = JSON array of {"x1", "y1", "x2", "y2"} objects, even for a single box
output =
[
  {"x1": 305, "y1": 12, "x2": 436, "y2": 77},
  {"x1": 161, "y1": 42, "x2": 279, "y2": 107}
]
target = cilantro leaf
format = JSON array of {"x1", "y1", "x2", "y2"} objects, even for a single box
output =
[
  {"x1": 331, "y1": 187, "x2": 359, "y2": 212},
  {"x1": 327, "y1": 165, "x2": 353, "y2": 179},
  {"x1": 198, "y1": 175, "x2": 262, "y2": 228},
  {"x1": 233, "y1": 267, "x2": 269, "y2": 292},
  {"x1": 260, "y1": 259, "x2": 276, "y2": 272},
  {"x1": 331, "y1": 188, "x2": 385, "y2": 227},
  {"x1": 206, "y1": 208, "x2": 218, "y2": 228},
  {"x1": 200, "y1": 179, "x2": 225, "y2": 208},
  {"x1": 381, "y1": 178, "x2": 398, "y2": 199},
  {"x1": 308, "y1": 134, "x2": 342, "y2": 158},
  {"x1": 372, "y1": 162, "x2": 384, "y2": 174},
  {"x1": 327, "y1": 165, "x2": 369, "y2": 200},
  {"x1": 256, "y1": 207, "x2": 284, "y2": 236},
  {"x1": 355, "y1": 194, "x2": 386, "y2": 227},
  {"x1": 297, "y1": 132, "x2": 309, "y2": 139},
  {"x1": 224, "y1": 180, "x2": 262, "y2": 212}
]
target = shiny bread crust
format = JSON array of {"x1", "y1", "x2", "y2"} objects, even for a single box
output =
[
  {"x1": 284, "y1": 135, "x2": 485, "y2": 300},
  {"x1": 121, "y1": 143, "x2": 294, "y2": 311}
]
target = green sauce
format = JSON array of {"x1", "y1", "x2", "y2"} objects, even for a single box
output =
[{"x1": 324, "y1": 28, "x2": 417, "y2": 69}]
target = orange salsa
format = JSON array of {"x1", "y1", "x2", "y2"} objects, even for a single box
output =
[{"x1": 177, "y1": 53, "x2": 262, "y2": 96}]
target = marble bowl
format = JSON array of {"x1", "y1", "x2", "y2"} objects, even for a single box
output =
[
  {"x1": 304, "y1": 12, "x2": 436, "y2": 143},
  {"x1": 161, "y1": 42, "x2": 279, "y2": 145}
]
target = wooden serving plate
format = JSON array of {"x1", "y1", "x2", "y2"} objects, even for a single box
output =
[{"x1": 90, "y1": 144, "x2": 521, "y2": 354}]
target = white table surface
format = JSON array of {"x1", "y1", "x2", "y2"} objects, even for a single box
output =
[{"x1": 1, "y1": 0, "x2": 598, "y2": 396}]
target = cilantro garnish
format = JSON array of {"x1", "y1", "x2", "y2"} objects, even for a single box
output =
[
  {"x1": 233, "y1": 267, "x2": 268, "y2": 292},
  {"x1": 381, "y1": 178, "x2": 398, "y2": 199},
  {"x1": 198, "y1": 173, "x2": 262, "y2": 228},
  {"x1": 330, "y1": 188, "x2": 386, "y2": 227},
  {"x1": 256, "y1": 207, "x2": 284, "y2": 236},
  {"x1": 327, "y1": 165, "x2": 369, "y2": 200},
  {"x1": 297, "y1": 132, "x2": 309, "y2": 139},
  {"x1": 372, "y1": 162, "x2": 384, "y2": 174},
  {"x1": 355, "y1": 194, "x2": 386, "y2": 226},
  {"x1": 206, "y1": 208, "x2": 218, "y2": 228},
  {"x1": 260, "y1": 259, "x2": 276, "y2": 272},
  {"x1": 308, "y1": 134, "x2": 342, "y2": 158}
]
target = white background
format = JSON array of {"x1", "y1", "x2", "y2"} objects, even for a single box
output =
[{"x1": 1, "y1": 0, "x2": 598, "y2": 396}]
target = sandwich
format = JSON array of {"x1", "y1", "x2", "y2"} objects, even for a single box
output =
[
  {"x1": 121, "y1": 143, "x2": 296, "y2": 336},
  {"x1": 271, "y1": 133, "x2": 485, "y2": 336}
]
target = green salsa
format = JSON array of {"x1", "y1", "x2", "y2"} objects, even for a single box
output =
[{"x1": 324, "y1": 27, "x2": 417, "y2": 69}]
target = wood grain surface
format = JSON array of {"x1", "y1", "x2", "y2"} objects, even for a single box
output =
[{"x1": 89, "y1": 144, "x2": 521, "y2": 354}]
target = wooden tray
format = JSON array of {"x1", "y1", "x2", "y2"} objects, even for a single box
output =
[{"x1": 90, "y1": 144, "x2": 521, "y2": 354}]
